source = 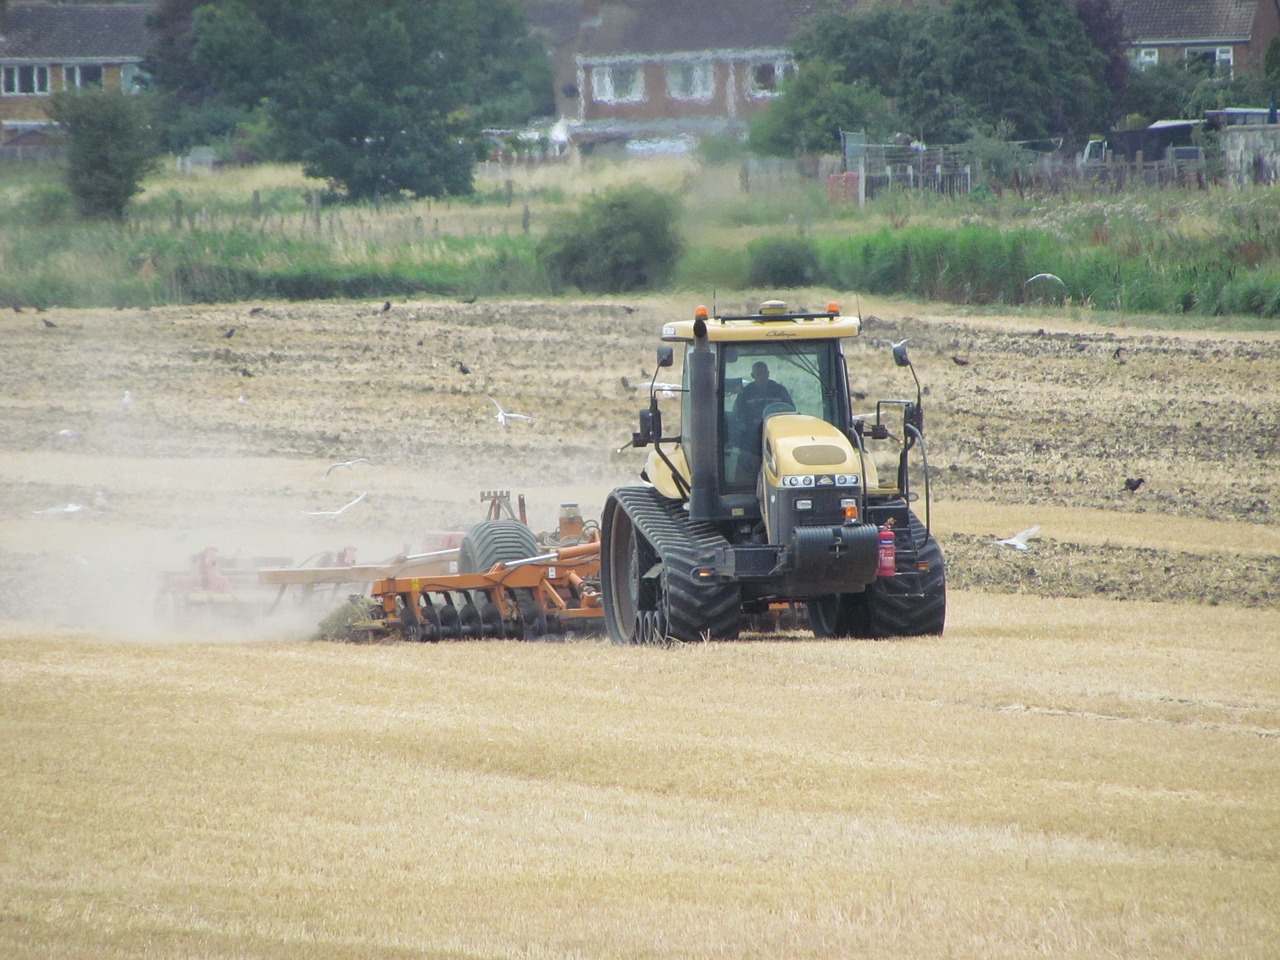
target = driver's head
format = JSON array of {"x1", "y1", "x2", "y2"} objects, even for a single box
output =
[{"x1": 751, "y1": 361, "x2": 770, "y2": 383}]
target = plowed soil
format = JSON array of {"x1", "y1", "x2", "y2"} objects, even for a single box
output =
[{"x1": 1, "y1": 296, "x2": 1277, "y2": 637}]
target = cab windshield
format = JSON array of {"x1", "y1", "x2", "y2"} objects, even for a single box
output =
[{"x1": 718, "y1": 341, "x2": 841, "y2": 488}]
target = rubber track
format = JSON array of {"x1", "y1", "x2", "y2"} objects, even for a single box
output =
[
  {"x1": 852, "y1": 513, "x2": 947, "y2": 638},
  {"x1": 610, "y1": 486, "x2": 741, "y2": 642}
]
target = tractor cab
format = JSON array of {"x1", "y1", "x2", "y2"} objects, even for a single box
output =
[{"x1": 639, "y1": 301, "x2": 867, "y2": 524}]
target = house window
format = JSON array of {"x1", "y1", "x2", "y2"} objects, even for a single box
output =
[
  {"x1": 591, "y1": 63, "x2": 644, "y2": 104},
  {"x1": 2, "y1": 65, "x2": 51, "y2": 95},
  {"x1": 748, "y1": 58, "x2": 794, "y2": 98},
  {"x1": 1132, "y1": 48, "x2": 1159, "y2": 70},
  {"x1": 64, "y1": 65, "x2": 104, "y2": 89},
  {"x1": 1186, "y1": 46, "x2": 1233, "y2": 79},
  {"x1": 666, "y1": 62, "x2": 713, "y2": 101},
  {"x1": 121, "y1": 64, "x2": 145, "y2": 94}
]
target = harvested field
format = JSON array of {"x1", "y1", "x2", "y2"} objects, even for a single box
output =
[{"x1": 1, "y1": 296, "x2": 1277, "y2": 958}]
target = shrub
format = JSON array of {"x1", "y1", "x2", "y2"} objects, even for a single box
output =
[
  {"x1": 536, "y1": 185, "x2": 683, "y2": 293},
  {"x1": 747, "y1": 234, "x2": 820, "y2": 288},
  {"x1": 47, "y1": 89, "x2": 161, "y2": 220}
]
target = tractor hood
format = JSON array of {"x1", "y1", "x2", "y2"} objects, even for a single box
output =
[{"x1": 762, "y1": 414, "x2": 875, "y2": 490}]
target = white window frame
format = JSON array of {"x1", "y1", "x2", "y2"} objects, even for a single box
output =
[
  {"x1": 1185, "y1": 45, "x2": 1234, "y2": 78},
  {"x1": 747, "y1": 58, "x2": 794, "y2": 99},
  {"x1": 666, "y1": 61, "x2": 713, "y2": 102},
  {"x1": 2, "y1": 65, "x2": 51, "y2": 95},
  {"x1": 1133, "y1": 48, "x2": 1159, "y2": 70},
  {"x1": 121, "y1": 63, "x2": 145, "y2": 94},
  {"x1": 63, "y1": 64, "x2": 105, "y2": 90},
  {"x1": 590, "y1": 63, "x2": 645, "y2": 104}
]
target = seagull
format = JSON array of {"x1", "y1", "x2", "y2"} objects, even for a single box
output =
[
  {"x1": 302, "y1": 492, "x2": 367, "y2": 517},
  {"x1": 122, "y1": 390, "x2": 134, "y2": 408},
  {"x1": 1123, "y1": 477, "x2": 1145, "y2": 493},
  {"x1": 323, "y1": 458, "x2": 373, "y2": 479},
  {"x1": 651, "y1": 381, "x2": 680, "y2": 399},
  {"x1": 236, "y1": 395, "x2": 247, "y2": 405},
  {"x1": 488, "y1": 396, "x2": 534, "y2": 427},
  {"x1": 1025, "y1": 273, "x2": 1066, "y2": 287},
  {"x1": 57, "y1": 428, "x2": 79, "y2": 440},
  {"x1": 34, "y1": 503, "x2": 88, "y2": 516},
  {"x1": 891, "y1": 337, "x2": 911, "y2": 350},
  {"x1": 995, "y1": 525, "x2": 1041, "y2": 551}
]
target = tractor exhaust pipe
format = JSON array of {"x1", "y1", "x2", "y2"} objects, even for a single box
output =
[{"x1": 688, "y1": 311, "x2": 718, "y2": 521}]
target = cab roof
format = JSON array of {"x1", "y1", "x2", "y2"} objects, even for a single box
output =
[{"x1": 661, "y1": 302, "x2": 863, "y2": 343}]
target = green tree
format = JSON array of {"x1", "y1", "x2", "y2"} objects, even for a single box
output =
[
  {"x1": 782, "y1": 0, "x2": 1108, "y2": 145},
  {"x1": 186, "y1": 0, "x2": 553, "y2": 200},
  {"x1": 749, "y1": 62, "x2": 893, "y2": 155},
  {"x1": 47, "y1": 90, "x2": 161, "y2": 220}
]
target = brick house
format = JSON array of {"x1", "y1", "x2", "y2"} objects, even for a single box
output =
[
  {"x1": 0, "y1": 1, "x2": 154, "y2": 146},
  {"x1": 1119, "y1": 0, "x2": 1280, "y2": 79},
  {"x1": 563, "y1": 0, "x2": 821, "y2": 154}
]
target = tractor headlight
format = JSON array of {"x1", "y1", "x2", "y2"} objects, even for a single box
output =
[{"x1": 795, "y1": 499, "x2": 813, "y2": 511}]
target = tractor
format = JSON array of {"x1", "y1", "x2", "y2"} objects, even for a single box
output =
[{"x1": 600, "y1": 300, "x2": 946, "y2": 643}]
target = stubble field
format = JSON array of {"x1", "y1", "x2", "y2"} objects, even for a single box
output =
[{"x1": 1, "y1": 295, "x2": 1277, "y2": 958}]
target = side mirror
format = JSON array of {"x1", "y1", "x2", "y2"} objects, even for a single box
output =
[
  {"x1": 656, "y1": 346, "x2": 674, "y2": 368},
  {"x1": 633, "y1": 405, "x2": 662, "y2": 447},
  {"x1": 892, "y1": 340, "x2": 911, "y2": 368}
]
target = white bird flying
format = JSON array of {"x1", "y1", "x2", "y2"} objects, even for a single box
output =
[
  {"x1": 34, "y1": 503, "x2": 88, "y2": 516},
  {"x1": 322, "y1": 458, "x2": 373, "y2": 479},
  {"x1": 1025, "y1": 273, "x2": 1067, "y2": 288},
  {"x1": 488, "y1": 395, "x2": 535, "y2": 427},
  {"x1": 302, "y1": 492, "x2": 367, "y2": 517},
  {"x1": 995, "y1": 525, "x2": 1041, "y2": 551}
]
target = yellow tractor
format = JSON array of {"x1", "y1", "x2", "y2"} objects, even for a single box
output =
[{"x1": 601, "y1": 300, "x2": 945, "y2": 642}]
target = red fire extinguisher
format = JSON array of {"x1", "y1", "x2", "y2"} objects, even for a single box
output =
[{"x1": 877, "y1": 526, "x2": 897, "y2": 577}]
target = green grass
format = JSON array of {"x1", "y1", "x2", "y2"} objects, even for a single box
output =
[{"x1": 1, "y1": 158, "x2": 1279, "y2": 328}]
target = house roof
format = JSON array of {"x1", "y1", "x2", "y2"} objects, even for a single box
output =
[
  {"x1": 577, "y1": 0, "x2": 822, "y2": 57},
  {"x1": 0, "y1": 3, "x2": 156, "y2": 61},
  {"x1": 1120, "y1": 0, "x2": 1257, "y2": 43}
]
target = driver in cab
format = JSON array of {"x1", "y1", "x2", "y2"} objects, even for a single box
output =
[{"x1": 732, "y1": 361, "x2": 792, "y2": 455}]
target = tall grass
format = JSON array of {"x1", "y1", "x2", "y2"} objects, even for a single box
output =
[{"x1": 2, "y1": 158, "x2": 1280, "y2": 325}]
